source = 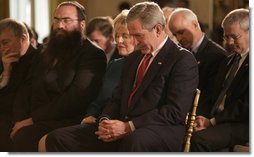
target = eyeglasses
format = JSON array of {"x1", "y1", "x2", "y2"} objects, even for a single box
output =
[
  {"x1": 53, "y1": 17, "x2": 80, "y2": 25},
  {"x1": 223, "y1": 34, "x2": 242, "y2": 42}
]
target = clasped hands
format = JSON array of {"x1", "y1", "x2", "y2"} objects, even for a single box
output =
[
  {"x1": 193, "y1": 115, "x2": 212, "y2": 132},
  {"x1": 95, "y1": 120, "x2": 131, "y2": 142}
]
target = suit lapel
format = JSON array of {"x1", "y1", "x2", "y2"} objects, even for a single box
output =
[
  {"x1": 123, "y1": 53, "x2": 143, "y2": 105},
  {"x1": 195, "y1": 36, "x2": 208, "y2": 65}
]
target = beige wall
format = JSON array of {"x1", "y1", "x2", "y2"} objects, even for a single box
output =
[
  {"x1": 84, "y1": 0, "x2": 144, "y2": 22},
  {"x1": 83, "y1": 0, "x2": 214, "y2": 33},
  {"x1": 0, "y1": 0, "x2": 249, "y2": 44},
  {"x1": 189, "y1": 0, "x2": 213, "y2": 34}
]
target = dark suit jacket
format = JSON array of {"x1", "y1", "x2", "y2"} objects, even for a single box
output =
[
  {"x1": 85, "y1": 57, "x2": 125, "y2": 117},
  {"x1": 101, "y1": 38, "x2": 199, "y2": 151},
  {"x1": 13, "y1": 39, "x2": 107, "y2": 128},
  {"x1": 211, "y1": 53, "x2": 249, "y2": 124},
  {"x1": 194, "y1": 35, "x2": 228, "y2": 116},
  {"x1": 108, "y1": 48, "x2": 121, "y2": 63},
  {"x1": 0, "y1": 45, "x2": 37, "y2": 114}
]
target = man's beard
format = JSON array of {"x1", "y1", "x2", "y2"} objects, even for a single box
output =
[{"x1": 42, "y1": 28, "x2": 83, "y2": 68}]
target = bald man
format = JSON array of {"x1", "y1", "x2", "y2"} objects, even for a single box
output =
[{"x1": 169, "y1": 8, "x2": 228, "y2": 117}]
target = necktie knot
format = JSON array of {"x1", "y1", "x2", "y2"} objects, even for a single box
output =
[
  {"x1": 143, "y1": 54, "x2": 152, "y2": 62},
  {"x1": 235, "y1": 54, "x2": 241, "y2": 62}
]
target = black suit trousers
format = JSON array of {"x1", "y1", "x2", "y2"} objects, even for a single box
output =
[
  {"x1": 0, "y1": 114, "x2": 13, "y2": 151},
  {"x1": 190, "y1": 123, "x2": 249, "y2": 152},
  {"x1": 46, "y1": 123, "x2": 119, "y2": 152},
  {"x1": 12, "y1": 124, "x2": 53, "y2": 152},
  {"x1": 45, "y1": 123, "x2": 179, "y2": 152}
]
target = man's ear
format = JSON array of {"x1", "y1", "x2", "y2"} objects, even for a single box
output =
[
  {"x1": 21, "y1": 33, "x2": 29, "y2": 43},
  {"x1": 80, "y1": 20, "x2": 86, "y2": 31},
  {"x1": 192, "y1": 20, "x2": 199, "y2": 29},
  {"x1": 154, "y1": 24, "x2": 163, "y2": 36}
]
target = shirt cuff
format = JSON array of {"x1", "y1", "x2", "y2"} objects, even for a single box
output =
[
  {"x1": 128, "y1": 121, "x2": 135, "y2": 132},
  {"x1": 98, "y1": 116, "x2": 110, "y2": 123},
  {"x1": 210, "y1": 118, "x2": 216, "y2": 126},
  {"x1": 0, "y1": 73, "x2": 10, "y2": 89}
]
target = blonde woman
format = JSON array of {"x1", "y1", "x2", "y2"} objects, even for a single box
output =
[{"x1": 80, "y1": 9, "x2": 135, "y2": 125}]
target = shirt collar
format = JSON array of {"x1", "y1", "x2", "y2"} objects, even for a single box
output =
[
  {"x1": 191, "y1": 33, "x2": 205, "y2": 54},
  {"x1": 150, "y1": 36, "x2": 168, "y2": 57},
  {"x1": 240, "y1": 48, "x2": 249, "y2": 58}
]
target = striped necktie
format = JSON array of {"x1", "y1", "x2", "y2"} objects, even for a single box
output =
[{"x1": 211, "y1": 54, "x2": 241, "y2": 115}]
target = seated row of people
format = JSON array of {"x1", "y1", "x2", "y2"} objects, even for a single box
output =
[
  {"x1": 0, "y1": 0, "x2": 249, "y2": 152},
  {"x1": 39, "y1": 2, "x2": 249, "y2": 152},
  {"x1": 38, "y1": 1, "x2": 198, "y2": 152},
  {"x1": 1, "y1": 1, "x2": 107, "y2": 151}
]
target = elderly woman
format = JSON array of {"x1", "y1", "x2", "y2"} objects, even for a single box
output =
[{"x1": 38, "y1": 10, "x2": 135, "y2": 151}]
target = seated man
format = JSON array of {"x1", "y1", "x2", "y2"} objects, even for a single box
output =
[
  {"x1": 10, "y1": 1, "x2": 106, "y2": 152},
  {"x1": 38, "y1": 10, "x2": 135, "y2": 151},
  {"x1": 168, "y1": 8, "x2": 228, "y2": 117},
  {"x1": 190, "y1": 8, "x2": 249, "y2": 152},
  {"x1": 86, "y1": 16, "x2": 121, "y2": 63},
  {"x1": 41, "y1": 2, "x2": 198, "y2": 152},
  {"x1": 0, "y1": 18, "x2": 37, "y2": 151}
]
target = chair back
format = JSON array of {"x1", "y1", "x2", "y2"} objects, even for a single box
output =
[{"x1": 184, "y1": 89, "x2": 201, "y2": 152}]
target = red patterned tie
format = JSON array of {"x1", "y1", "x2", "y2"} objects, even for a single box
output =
[{"x1": 128, "y1": 54, "x2": 152, "y2": 108}]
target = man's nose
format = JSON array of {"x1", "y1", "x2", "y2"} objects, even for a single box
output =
[
  {"x1": 226, "y1": 39, "x2": 235, "y2": 45},
  {"x1": 55, "y1": 21, "x2": 65, "y2": 29}
]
